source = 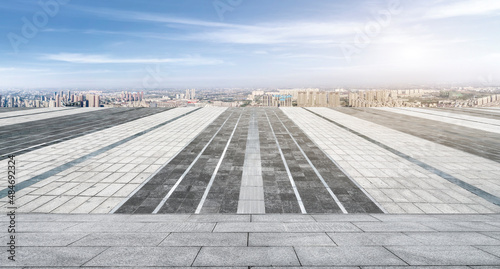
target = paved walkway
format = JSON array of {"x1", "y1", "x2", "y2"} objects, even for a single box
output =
[{"x1": 2, "y1": 213, "x2": 500, "y2": 267}]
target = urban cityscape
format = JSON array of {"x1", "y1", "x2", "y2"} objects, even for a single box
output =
[
  {"x1": 1, "y1": 0, "x2": 500, "y2": 268},
  {"x1": 2, "y1": 85, "x2": 499, "y2": 109}
]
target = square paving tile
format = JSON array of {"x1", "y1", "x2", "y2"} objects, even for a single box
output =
[
  {"x1": 386, "y1": 245, "x2": 500, "y2": 265},
  {"x1": 193, "y1": 246, "x2": 300, "y2": 267},
  {"x1": 160, "y1": 233, "x2": 247, "y2": 246},
  {"x1": 295, "y1": 246, "x2": 406, "y2": 266},
  {"x1": 84, "y1": 247, "x2": 200, "y2": 267},
  {"x1": 249, "y1": 232, "x2": 335, "y2": 246}
]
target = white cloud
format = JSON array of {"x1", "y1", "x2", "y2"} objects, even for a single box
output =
[
  {"x1": 40, "y1": 53, "x2": 223, "y2": 65},
  {"x1": 424, "y1": 0, "x2": 500, "y2": 19}
]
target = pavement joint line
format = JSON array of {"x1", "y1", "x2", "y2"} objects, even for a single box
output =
[
  {"x1": 0, "y1": 107, "x2": 201, "y2": 199},
  {"x1": 273, "y1": 110, "x2": 347, "y2": 214},
  {"x1": 285, "y1": 108, "x2": 386, "y2": 213},
  {"x1": 110, "y1": 107, "x2": 226, "y2": 214},
  {"x1": 382, "y1": 245, "x2": 410, "y2": 266},
  {"x1": 264, "y1": 110, "x2": 307, "y2": 214},
  {"x1": 195, "y1": 109, "x2": 244, "y2": 214},
  {"x1": 0, "y1": 107, "x2": 75, "y2": 120},
  {"x1": 305, "y1": 107, "x2": 500, "y2": 208},
  {"x1": 393, "y1": 107, "x2": 500, "y2": 127},
  {"x1": 152, "y1": 111, "x2": 236, "y2": 214}
]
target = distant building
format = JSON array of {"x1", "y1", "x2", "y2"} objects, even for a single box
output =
[
  {"x1": 297, "y1": 91, "x2": 341, "y2": 107},
  {"x1": 262, "y1": 94, "x2": 292, "y2": 107}
]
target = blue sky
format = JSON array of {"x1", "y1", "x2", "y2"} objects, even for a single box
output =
[{"x1": 1, "y1": 0, "x2": 500, "y2": 89}]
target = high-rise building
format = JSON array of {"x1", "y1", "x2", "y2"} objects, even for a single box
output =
[
  {"x1": 297, "y1": 92, "x2": 307, "y2": 107},
  {"x1": 94, "y1": 95, "x2": 100, "y2": 107},
  {"x1": 191, "y1": 89, "x2": 196, "y2": 100},
  {"x1": 55, "y1": 94, "x2": 61, "y2": 107},
  {"x1": 317, "y1": 92, "x2": 327, "y2": 107},
  {"x1": 87, "y1": 94, "x2": 94, "y2": 107}
]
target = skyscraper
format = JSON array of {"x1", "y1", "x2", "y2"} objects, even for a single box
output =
[
  {"x1": 55, "y1": 94, "x2": 61, "y2": 107},
  {"x1": 94, "y1": 95, "x2": 100, "y2": 107}
]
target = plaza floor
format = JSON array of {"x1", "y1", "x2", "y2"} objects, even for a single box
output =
[
  {"x1": 1, "y1": 106, "x2": 500, "y2": 267},
  {"x1": 2, "y1": 213, "x2": 500, "y2": 267}
]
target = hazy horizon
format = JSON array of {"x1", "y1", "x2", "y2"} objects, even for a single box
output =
[{"x1": 2, "y1": 0, "x2": 500, "y2": 89}]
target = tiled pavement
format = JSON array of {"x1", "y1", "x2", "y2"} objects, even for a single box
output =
[
  {"x1": 2, "y1": 213, "x2": 500, "y2": 267},
  {"x1": 333, "y1": 108, "x2": 500, "y2": 163},
  {"x1": 2, "y1": 107, "x2": 500, "y2": 214},
  {"x1": 2, "y1": 106, "x2": 500, "y2": 267},
  {"x1": 288, "y1": 107, "x2": 500, "y2": 214}
]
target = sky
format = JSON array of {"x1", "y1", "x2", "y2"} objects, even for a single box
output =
[{"x1": 1, "y1": 0, "x2": 500, "y2": 89}]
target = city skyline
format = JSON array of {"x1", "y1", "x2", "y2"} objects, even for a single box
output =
[{"x1": 1, "y1": 0, "x2": 500, "y2": 88}]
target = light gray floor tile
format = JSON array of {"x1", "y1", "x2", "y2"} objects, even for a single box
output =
[
  {"x1": 71, "y1": 233, "x2": 169, "y2": 246},
  {"x1": 17, "y1": 221, "x2": 81, "y2": 232},
  {"x1": 16, "y1": 233, "x2": 88, "y2": 246},
  {"x1": 421, "y1": 221, "x2": 500, "y2": 232},
  {"x1": 387, "y1": 245, "x2": 500, "y2": 265},
  {"x1": 476, "y1": 245, "x2": 500, "y2": 258},
  {"x1": 353, "y1": 222, "x2": 436, "y2": 232},
  {"x1": 65, "y1": 222, "x2": 145, "y2": 233},
  {"x1": 85, "y1": 247, "x2": 200, "y2": 267},
  {"x1": 249, "y1": 232, "x2": 335, "y2": 246},
  {"x1": 313, "y1": 214, "x2": 379, "y2": 222},
  {"x1": 193, "y1": 247, "x2": 300, "y2": 267},
  {"x1": 214, "y1": 222, "x2": 286, "y2": 232},
  {"x1": 329, "y1": 232, "x2": 421, "y2": 246},
  {"x1": 252, "y1": 214, "x2": 315, "y2": 222},
  {"x1": 160, "y1": 233, "x2": 247, "y2": 246},
  {"x1": 295, "y1": 246, "x2": 406, "y2": 266},
  {"x1": 6, "y1": 246, "x2": 106, "y2": 267},
  {"x1": 141, "y1": 222, "x2": 216, "y2": 232},
  {"x1": 406, "y1": 232, "x2": 500, "y2": 245},
  {"x1": 187, "y1": 215, "x2": 250, "y2": 222},
  {"x1": 361, "y1": 266, "x2": 470, "y2": 269},
  {"x1": 370, "y1": 214, "x2": 440, "y2": 222},
  {"x1": 283, "y1": 222, "x2": 361, "y2": 232}
]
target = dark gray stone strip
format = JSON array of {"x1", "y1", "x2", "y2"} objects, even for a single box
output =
[
  {"x1": 0, "y1": 108, "x2": 201, "y2": 199},
  {"x1": 272, "y1": 110, "x2": 347, "y2": 214},
  {"x1": 264, "y1": 109, "x2": 306, "y2": 214},
  {"x1": 336, "y1": 107, "x2": 500, "y2": 163},
  {"x1": 0, "y1": 107, "x2": 37, "y2": 113},
  {"x1": 0, "y1": 108, "x2": 170, "y2": 160},
  {"x1": 430, "y1": 107, "x2": 500, "y2": 120},
  {"x1": 394, "y1": 107, "x2": 500, "y2": 127},
  {"x1": 156, "y1": 110, "x2": 246, "y2": 214},
  {"x1": 114, "y1": 109, "x2": 236, "y2": 214},
  {"x1": 0, "y1": 107, "x2": 74, "y2": 120},
  {"x1": 305, "y1": 108, "x2": 500, "y2": 207},
  {"x1": 257, "y1": 109, "x2": 302, "y2": 214}
]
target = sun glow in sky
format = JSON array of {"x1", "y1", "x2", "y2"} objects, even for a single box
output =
[{"x1": 1, "y1": 0, "x2": 499, "y2": 89}]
